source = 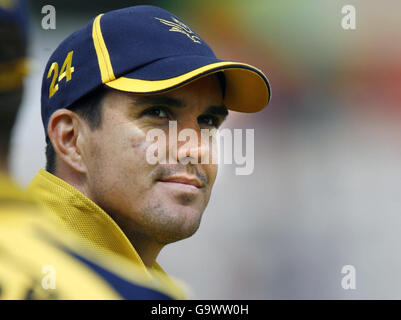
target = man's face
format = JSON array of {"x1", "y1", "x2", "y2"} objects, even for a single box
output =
[{"x1": 81, "y1": 75, "x2": 227, "y2": 244}]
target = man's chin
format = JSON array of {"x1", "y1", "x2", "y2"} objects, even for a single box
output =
[
  {"x1": 157, "y1": 231, "x2": 197, "y2": 245},
  {"x1": 146, "y1": 203, "x2": 204, "y2": 244}
]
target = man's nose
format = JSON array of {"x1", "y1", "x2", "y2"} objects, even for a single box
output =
[{"x1": 172, "y1": 120, "x2": 212, "y2": 165}]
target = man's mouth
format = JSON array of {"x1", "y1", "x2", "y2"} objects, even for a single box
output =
[{"x1": 158, "y1": 175, "x2": 203, "y2": 189}]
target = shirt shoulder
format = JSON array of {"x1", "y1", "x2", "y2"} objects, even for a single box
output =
[{"x1": 0, "y1": 178, "x2": 174, "y2": 299}]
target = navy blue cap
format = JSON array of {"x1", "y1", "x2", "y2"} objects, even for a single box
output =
[
  {"x1": 0, "y1": 0, "x2": 28, "y2": 38},
  {"x1": 0, "y1": 0, "x2": 28, "y2": 92},
  {"x1": 41, "y1": 5, "x2": 271, "y2": 134}
]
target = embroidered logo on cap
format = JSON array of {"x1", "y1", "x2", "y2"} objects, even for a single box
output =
[{"x1": 155, "y1": 16, "x2": 201, "y2": 44}]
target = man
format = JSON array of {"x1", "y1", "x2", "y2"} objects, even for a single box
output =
[
  {"x1": 28, "y1": 5, "x2": 271, "y2": 295},
  {"x1": 0, "y1": 1, "x2": 177, "y2": 300}
]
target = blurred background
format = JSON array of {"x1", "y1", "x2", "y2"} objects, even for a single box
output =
[{"x1": 9, "y1": 0, "x2": 401, "y2": 299}]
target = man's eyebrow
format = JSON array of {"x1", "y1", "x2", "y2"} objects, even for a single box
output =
[
  {"x1": 132, "y1": 96, "x2": 185, "y2": 108},
  {"x1": 131, "y1": 95, "x2": 228, "y2": 117}
]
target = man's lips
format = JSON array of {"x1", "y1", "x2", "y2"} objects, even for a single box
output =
[{"x1": 158, "y1": 175, "x2": 203, "y2": 188}]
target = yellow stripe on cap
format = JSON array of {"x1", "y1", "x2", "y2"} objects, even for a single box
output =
[
  {"x1": 105, "y1": 61, "x2": 270, "y2": 113},
  {"x1": 92, "y1": 14, "x2": 115, "y2": 83}
]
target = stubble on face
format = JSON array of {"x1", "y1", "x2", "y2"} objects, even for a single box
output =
[{"x1": 81, "y1": 76, "x2": 223, "y2": 246}]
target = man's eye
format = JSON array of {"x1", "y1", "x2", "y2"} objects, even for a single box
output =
[
  {"x1": 143, "y1": 107, "x2": 169, "y2": 119},
  {"x1": 198, "y1": 115, "x2": 220, "y2": 128}
]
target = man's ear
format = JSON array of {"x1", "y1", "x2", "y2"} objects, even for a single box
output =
[{"x1": 47, "y1": 109, "x2": 87, "y2": 174}]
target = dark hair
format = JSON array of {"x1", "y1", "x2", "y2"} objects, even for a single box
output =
[
  {"x1": 45, "y1": 86, "x2": 109, "y2": 173},
  {"x1": 0, "y1": 23, "x2": 27, "y2": 158}
]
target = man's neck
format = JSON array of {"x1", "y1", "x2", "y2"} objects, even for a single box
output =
[
  {"x1": 56, "y1": 169, "x2": 163, "y2": 268},
  {"x1": 56, "y1": 165, "x2": 165, "y2": 268},
  {"x1": 107, "y1": 214, "x2": 164, "y2": 268},
  {"x1": 128, "y1": 233, "x2": 164, "y2": 268}
]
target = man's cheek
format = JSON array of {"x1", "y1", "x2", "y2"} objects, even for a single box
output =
[
  {"x1": 124, "y1": 127, "x2": 156, "y2": 157},
  {"x1": 127, "y1": 125, "x2": 147, "y2": 146},
  {"x1": 208, "y1": 163, "x2": 218, "y2": 185}
]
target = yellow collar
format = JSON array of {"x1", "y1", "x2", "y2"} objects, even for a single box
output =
[
  {"x1": 28, "y1": 169, "x2": 146, "y2": 261},
  {"x1": 27, "y1": 169, "x2": 186, "y2": 298}
]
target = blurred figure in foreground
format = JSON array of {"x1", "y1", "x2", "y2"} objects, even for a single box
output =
[{"x1": 0, "y1": 0, "x2": 179, "y2": 300}]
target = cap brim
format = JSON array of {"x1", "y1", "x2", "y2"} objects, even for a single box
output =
[{"x1": 105, "y1": 55, "x2": 271, "y2": 113}]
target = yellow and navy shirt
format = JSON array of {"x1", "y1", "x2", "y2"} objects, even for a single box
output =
[
  {"x1": 27, "y1": 169, "x2": 187, "y2": 299},
  {"x1": 0, "y1": 174, "x2": 176, "y2": 299}
]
